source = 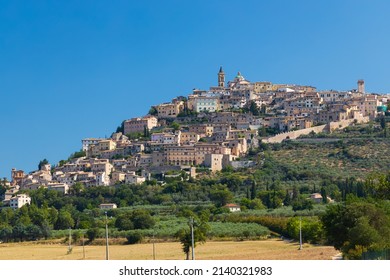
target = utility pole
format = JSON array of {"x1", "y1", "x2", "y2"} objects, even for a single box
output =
[
  {"x1": 152, "y1": 231, "x2": 156, "y2": 260},
  {"x1": 191, "y1": 217, "x2": 195, "y2": 260},
  {"x1": 105, "y1": 211, "x2": 109, "y2": 260},
  {"x1": 82, "y1": 233, "x2": 86, "y2": 259},
  {"x1": 68, "y1": 227, "x2": 72, "y2": 254},
  {"x1": 299, "y1": 216, "x2": 303, "y2": 250}
]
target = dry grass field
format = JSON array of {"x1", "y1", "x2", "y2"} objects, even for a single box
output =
[{"x1": 0, "y1": 239, "x2": 338, "y2": 260}]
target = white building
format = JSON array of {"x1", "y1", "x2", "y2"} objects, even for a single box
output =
[
  {"x1": 188, "y1": 94, "x2": 219, "y2": 113},
  {"x1": 99, "y1": 203, "x2": 117, "y2": 210},
  {"x1": 194, "y1": 97, "x2": 219, "y2": 112},
  {"x1": 9, "y1": 194, "x2": 31, "y2": 209},
  {"x1": 82, "y1": 138, "x2": 104, "y2": 151},
  {"x1": 223, "y1": 203, "x2": 241, "y2": 212},
  {"x1": 151, "y1": 132, "x2": 179, "y2": 144},
  {"x1": 96, "y1": 172, "x2": 110, "y2": 186}
]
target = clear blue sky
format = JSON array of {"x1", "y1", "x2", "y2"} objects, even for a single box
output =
[{"x1": 1, "y1": 0, "x2": 390, "y2": 179}]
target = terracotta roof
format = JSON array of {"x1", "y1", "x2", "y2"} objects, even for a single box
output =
[{"x1": 224, "y1": 203, "x2": 240, "y2": 207}]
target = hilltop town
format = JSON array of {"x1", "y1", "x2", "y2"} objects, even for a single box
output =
[{"x1": 1, "y1": 67, "x2": 388, "y2": 209}]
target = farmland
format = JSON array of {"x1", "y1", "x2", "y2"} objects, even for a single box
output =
[{"x1": 0, "y1": 239, "x2": 338, "y2": 260}]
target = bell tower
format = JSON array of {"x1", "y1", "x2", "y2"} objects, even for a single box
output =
[
  {"x1": 218, "y1": 66, "x2": 225, "y2": 88},
  {"x1": 357, "y1": 79, "x2": 365, "y2": 93}
]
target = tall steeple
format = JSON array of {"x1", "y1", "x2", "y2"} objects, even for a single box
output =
[{"x1": 218, "y1": 66, "x2": 225, "y2": 88}]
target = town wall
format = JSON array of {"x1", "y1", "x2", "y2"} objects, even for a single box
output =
[
  {"x1": 263, "y1": 125, "x2": 327, "y2": 143},
  {"x1": 327, "y1": 116, "x2": 369, "y2": 132},
  {"x1": 263, "y1": 116, "x2": 369, "y2": 143}
]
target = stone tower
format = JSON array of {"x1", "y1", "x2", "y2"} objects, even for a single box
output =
[
  {"x1": 358, "y1": 79, "x2": 365, "y2": 93},
  {"x1": 11, "y1": 168, "x2": 25, "y2": 186},
  {"x1": 218, "y1": 66, "x2": 225, "y2": 88}
]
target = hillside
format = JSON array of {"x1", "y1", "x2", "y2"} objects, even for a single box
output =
[{"x1": 268, "y1": 138, "x2": 390, "y2": 180}]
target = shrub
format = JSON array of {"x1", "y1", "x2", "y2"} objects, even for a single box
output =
[
  {"x1": 292, "y1": 199, "x2": 313, "y2": 211},
  {"x1": 115, "y1": 215, "x2": 134, "y2": 231},
  {"x1": 132, "y1": 209, "x2": 155, "y2": 229},
  {"x1": 126, "y1": 232, "x2": 144, "y2": 244},
  {"x1": 86, "y1": 228, "x2": 100, "y2": 242}
]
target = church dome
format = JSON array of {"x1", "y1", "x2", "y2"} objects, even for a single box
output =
[{"x1": 235, "y1": 72, "x2": 245, "y2": 81}]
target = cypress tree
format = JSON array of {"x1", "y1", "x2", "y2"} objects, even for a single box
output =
[
  {"x1": 321, "y1": 187, "x2": 328, "y2": 204},
  {"x1": 283, "y1": 189, "x2": 291, "y2": 206},
  {"x1": 250, "y1": 179, "x2": 257, "y2": 200}
]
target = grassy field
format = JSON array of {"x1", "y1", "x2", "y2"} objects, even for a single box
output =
[{"x1": 0, "y1": 239, "x2": 338, "y2": 260}]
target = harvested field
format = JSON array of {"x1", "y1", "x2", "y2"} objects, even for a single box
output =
[{"x1": 0, "y1": 239, "x2": 338, "y2": 260}]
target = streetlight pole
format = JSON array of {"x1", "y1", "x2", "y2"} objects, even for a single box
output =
[
  {"x1": 105, "y1": 211, "x2": 109, "y2": 260},
  {"x1": 191, "y1": 217, "x2": 195, "y2": 260}
]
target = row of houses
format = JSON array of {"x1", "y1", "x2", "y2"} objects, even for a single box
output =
[{"x1": 4, "y1": 123, "x2": 254, "y2": 198}]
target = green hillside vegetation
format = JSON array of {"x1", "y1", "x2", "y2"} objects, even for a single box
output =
[{"x1": 269, "y1": 138, "x2": 390, "y2": 180}]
